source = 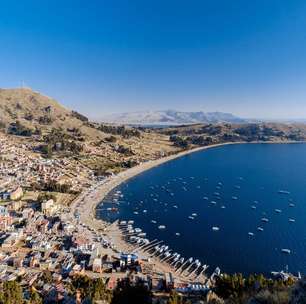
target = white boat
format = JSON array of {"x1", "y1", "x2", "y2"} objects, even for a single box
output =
[
  {"x1": 212, "y1": 226, "x2": 220, "y2": 231},
  {"x1": 158, "y1": 225, "x2": 166, "y2": 230},
  {"x1": 278, "y1": 190, "x2": 290, "y2": 195},
  {"x1": 289, "y1": 218, "x2": 296, "y2": 223},
  {"x1": 261, "y1": 218, "x2": 269, "y2": 222},
  {"x1": 248, "y1": 232, "x2": 254, "y2": 236},
  {"x1": 257, "y1": 227, "x2": 264, "y2": 231},
  {"x1": 275, "y1": 209, "x2": 282, "y2": 213},
  {"x1": 281, "y1": 248, "x2": 291, "y2": 254}
]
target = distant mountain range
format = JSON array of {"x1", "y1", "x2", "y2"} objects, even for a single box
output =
[{"x1": 100, "y1": 110, "x2": 246, "y2": 125}]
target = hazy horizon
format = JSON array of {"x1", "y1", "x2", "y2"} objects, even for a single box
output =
[{"x1": 1, "y1": 1, "x2": 306, "y2": 120}]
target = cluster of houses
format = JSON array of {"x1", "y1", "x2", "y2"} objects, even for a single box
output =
[
  {"x1": 0, "y1": 133, "x2": 95, "y2": 196},
  {"x1": 0, "y1": 133, "x2": 213, "y2": 302}
]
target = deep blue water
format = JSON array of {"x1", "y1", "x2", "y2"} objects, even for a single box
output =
[{"x1": 97, "y1": 143, "x2": 306, "y2": 275}]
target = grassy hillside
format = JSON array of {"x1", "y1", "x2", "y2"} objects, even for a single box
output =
[{"x1": 0, "y1": 87, "x2": 104, "y2": 139}]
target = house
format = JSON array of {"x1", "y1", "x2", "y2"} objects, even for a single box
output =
[
  {"x1": 92, "y1": 258, "x2": 102, "y2": 273},
  {"x1": 41, "y1": 199, "x2": 58, "y2": 216},
  {"x1": 10, "y1": 187, "x2": 23, "y2": 200},
  {"x1": 0, "y1": 206, "x2": 12, "y2": 231}
]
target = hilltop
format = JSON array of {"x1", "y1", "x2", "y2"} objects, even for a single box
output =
[
  {"x1": 0, "y1": 87, "x2": 103, "y2": 139},
  {"x1": 100, "y1": 109, "x2": 246, "y2": 125}
]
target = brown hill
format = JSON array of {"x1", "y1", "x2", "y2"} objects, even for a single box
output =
[{"x1": 0, "y1": 87, "x2": 103, "y2": 139}]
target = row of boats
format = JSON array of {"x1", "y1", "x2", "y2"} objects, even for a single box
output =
[{"x1": 118, "y1": 220, "x2": 219, "y2": 281}]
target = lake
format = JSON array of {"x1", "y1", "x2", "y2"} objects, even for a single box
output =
[{"x1": 97, "y1": 143, "x2": 306, "y2": 275}]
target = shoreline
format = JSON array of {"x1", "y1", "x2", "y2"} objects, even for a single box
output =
[
  {"x1": 75, "y1": 140, "x2": 305, "y2": 228},
  {"x1": 86, "y1": 141, "x2": 241, "y2": 223},
  {"x1": 68, "y1": 140, "x2": 305, "y2": 281}
]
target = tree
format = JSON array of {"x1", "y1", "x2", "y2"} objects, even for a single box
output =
[
  {"x1": 29, "y1": 289, "x2": 42, "y2": 304},
  {"x1": 0, "y1": 281, "x2": 24, "y2": 304},
  {"x1": 111, "y1": 279, "x2": 152, "y2": 304},
  {"x1": 168, "y1": 291, "x2": 183, "y2": 304}
]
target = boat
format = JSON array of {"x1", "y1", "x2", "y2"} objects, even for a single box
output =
[
  {"x1": 203, "y1": 197, "x2": 208, "y2": 200},
  {"x1": 158, "y1": 225, "x2": 166, "y2": 230},
  {"x1": 248, "y1": 232, "x2": 254, "y2": 236},
  {"x1": 212, "y1": 226, "x2": 220, "y2": 231},
  {"x1": 151, "y1": 220, "x2": 157, "y2": 224},
  {"x1": 221, "y1": 205, "x2": 226, "y2": 209},
  {"x1": 281, "y1": 249, "x2": 291, "y2": 254},
  {"x1": 251, "y1": 205, "x2": 256, "y2": 209},
  {"x1": 175, "y1": 232, "x2": 181, "y2": 236},
  {"x1": 289, "y1": 218, "x2": 296, "y2": 223},
  {"x1": 210, "y1": 201, "x2": 217, "y2": 205},
  {"x1": 192, "y1": 213, "x2": 197, "y2": 217},
  {"x1": 278, "y1": 190, "x2": 290, "y2": 195},
  {"x1": 275, "y1": 209, "x2": 282, "y2": 213},
  {"x1": 188, "y1": 216, "x2": 195, "y2": 220},
  {"x1": 289, "y1": 203, "x2": 295, "y2": 207},
  {"x1": 257, "y1": 227, "x2": 264, "y2": 231},
  {"x1": 261, "y1": 218, "x2": 269, "y2": 222},
  {"x1": 232, "y1": 196, "x2": 238, "y2": 200}
]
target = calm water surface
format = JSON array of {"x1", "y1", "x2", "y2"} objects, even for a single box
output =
[{"x1": 97, "y1": 143, "x2": 306, "y2": 275}]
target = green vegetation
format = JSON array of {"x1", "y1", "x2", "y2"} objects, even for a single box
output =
[
  {"x1": 31, "y1": 180, "x2": 71, "y2": 193},
  {"x1": 98, "y1": 124, "x2": 141, "y2": 138},
  {"x1": 71, "y1": 110, "x2": 89, "y2": 122},
  {"x1": 111, "y1": 279, "x2": 152, "y2": 304},
  {"x1": 40, "y1": 128, "x2": 83, "y2": 157},
  {"x1": 0, "y1": 281, "x2": 23, "y2": 304},
  {"x1": 28, "y1": 289, "x2": 43, "y2": 304},
  {"x1": 69, "y1": 275, "x2": 112, "y2": 303},
  {"x1": 214, "y1": 273, "x2": 295, "y2": 303},
  {"x1": 8, "y1": 121, "x2": 33, "y2": 137},
  {"x1": 38, "y1": 115, "x2": 53, "y2": 125}
]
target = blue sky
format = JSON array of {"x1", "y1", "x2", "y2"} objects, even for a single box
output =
[{"x1": 1, "y1": 1, "x2": 306, "y2": 119}]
